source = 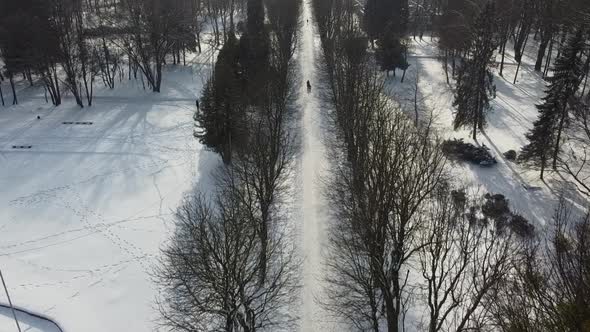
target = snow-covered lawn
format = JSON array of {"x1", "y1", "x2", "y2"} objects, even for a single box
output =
[{"x1": 0, "y1": 65, "x2": 219, "y2": 331}]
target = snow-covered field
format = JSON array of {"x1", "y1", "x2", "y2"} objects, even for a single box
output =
[{"x1": 0, "y1": 64, "x2": 219, "y2": 331}]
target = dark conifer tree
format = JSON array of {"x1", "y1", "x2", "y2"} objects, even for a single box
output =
[
  {"x1": 452, "y1": 2, "x2": 499, "y2": 141},
  {"x1": 240, "y1": 0, "x2": 270, "y2": 105},
  {"x1": 376, "y1": 25, "x2": 409, "y2": 79},
  {"x1": 520, "y1": 28, "x2": 586, "y2": 176},
  {"x1": 366, "y1": 0, "x2": 409, "y2": 78},
  {"x1": 519, "y1": 103, "x2": 557, "y2": 180},
  {"x1": 364, "y1": 0, "x2": 381, "y2": 45},
  {"x1": 195, "y1": 32, "x2": 245, "y2": 164}
]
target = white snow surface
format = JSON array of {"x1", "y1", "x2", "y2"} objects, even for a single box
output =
[{"x1": 0, "y1": 62, "x2": 219, "y2": 331}]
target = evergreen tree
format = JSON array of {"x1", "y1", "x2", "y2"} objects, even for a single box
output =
[
  {"x1": 376, "y1": 25, "x2": 409, "y2": 79},
  {"x1": 363, "y1": 0, "x2": 381, "y2": 45},
  {"x1": 195, "y1": 32, "x2": 245, "y2": 164},
  {"x1": 452, "y1": 2, "x2": 498, "y2": 141},
  {"x1": 519, "y1": 102, "x2": 557, "y2": 180},
  {"x1": 520, "y1": 28, "x2": 586, "y2": 177},
  {"x1": 365, "y1": 0, "x2": 409, "y2": 78},
  {"x1": 364, "y1": 0, "x2": 408, "y2": 45},
  {"x1": 240, "y1": 0, "x2": 270, "y2": 105}
]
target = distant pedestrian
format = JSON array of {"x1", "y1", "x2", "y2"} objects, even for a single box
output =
[
  {"x1": 306, "y1": 80, "x2": 311, "y2": 92},
  {"x1": 196, "y1": 99, "x2": 200, "y2": 111}
]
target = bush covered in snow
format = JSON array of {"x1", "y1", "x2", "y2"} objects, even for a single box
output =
[
  {"x1": 503, "y1": 149, "x2": 517, "y2": 161},
  {"x1": 441, "y1": 139, "x2": 497, "y2": 167},
  {"x1": 481, "y1": 193, "x2": 535, "y2": 238}
]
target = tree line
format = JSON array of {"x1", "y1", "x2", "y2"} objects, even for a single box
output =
[
  {"x1": 156, "y1": 0, "x2": 302, "y2": 330},
  {"x1": 312, "y1": 0, "x2": 590, "y2": 331},
  {"x1": 0, "y1": 0, "x2": 246, "y2": 107}
]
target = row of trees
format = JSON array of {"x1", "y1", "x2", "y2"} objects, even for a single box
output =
[
  {"x1": 520, "y1": 27, "x2": 590, "y2": 190},
  {"x1": 313, "y1": 1, "x2": 590, "y2": 331},
  {"x1": 0, "y1": 0, "x2": 244, "y2": 107},
  {"x1": 157, "y1": 0, "x2": 302, "y2": 330},
  {"x1": 435, "y1": 0, "x2": 589, "y2": 80}
]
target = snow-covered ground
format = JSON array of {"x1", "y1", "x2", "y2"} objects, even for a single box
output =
[
  {"x1": 387, "y1": 36, "x2": 588, "y2": 226},
  {"x1": 0, "y1": 61, "x2": 218, "y2": 331}
]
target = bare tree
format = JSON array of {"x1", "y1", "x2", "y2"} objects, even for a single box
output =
[
  {"x1": 486, "y1": 197, "x2": 590, "y2": 332},
  {"x1": 156, "y1": 188, "x2": 298, "y2": 332},
  {"x1": 420, "y1": 187, "x2": 529, "y2": 332},
  {"x1": 111, "y1": 0, "x2": 180, "y2": 92},
  {"x1": 324, "y1": 65, "x2": 447, "y2": 332}
]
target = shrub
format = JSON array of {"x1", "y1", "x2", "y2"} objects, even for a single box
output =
[{"x1": 441, "y1": 138, "x2": 497, "y2": 166}]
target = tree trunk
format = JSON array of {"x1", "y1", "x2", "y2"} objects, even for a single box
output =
[
  {"x1": 513, "y1": 33, "x2": 529, "y2": 84},
  {"x1": 544, "y1": 37, "x2": 554, "y2": 78},
  {"x1": 258, "y1": 209, "x2": 268, "y2": 286},
  {"x1": 26, "y1": 69, "x2": 33, "y2": 86},
  {"x1": 552, "y1": 103, "x2": 568, "y2": 170},
  {"x1": 513, "y1": 60, "x2": 522, "y2": 84},
  {"x1": 540, "y1": 153, "x2": 546, "y2": 180},
  {"x1": 444, "y1": 49, "x2": 450, "y2": 84},
  {"x1": 9, "y1": 72, "x2": 17, "y2": 105},
  {"x1": 499, "y1": 35, "x2": 507, "y2": 76},
  {"x1": 153, "y1": 60, "x2": 163, "y2": 93},
  {"x1": 382, "y1": 272, "x2": 400, "y2": 332},
  {"x1": 581, "y1": 54, "x2": 590, "y2": 96},
  {"x1": 514, "y1": 23, "x2": 530, "y2": 63},
  {"x1": 535, "y1": 32, "x2": 551, "y2": 71}
]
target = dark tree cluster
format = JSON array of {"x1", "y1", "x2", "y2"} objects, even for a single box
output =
[
  {"x1": 451, "y1": 1, "x2": 499, "y2": 141},
  {"x1": 365, "y1": 0, "x2": 410, "y2": 78},
  {"x1": 0, "y1": 0, "x2": 229, "y2": 107},
  {"x1": 441, "y1": 138, "x2": 498, "y2": 166}
]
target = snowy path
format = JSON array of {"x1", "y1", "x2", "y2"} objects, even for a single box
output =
[{"x1": 298, "y1": 1, "x2": 330, "y2": 331}]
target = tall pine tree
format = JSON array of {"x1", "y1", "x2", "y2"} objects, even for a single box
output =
[
  {"x1": 240, "y1": 0, "x2": 270, "y2": 105},
  {"x1": 452, "y1": 2, "x2": 498, "y2": 141},
  {"x1": 376, "y1": 25, "x2": 409, "y2": 79},
  {"x1": 520, "y1": 28, "x2": 586, "y2": 178},
  {"x1": 519, "y1": 101, "x2": 557, "y2": 180},
  {"x1": 195, "y1": 32, "x2": 246, "y2": 164},
  {"x1": 365, "y1": 0, "x2": 409, "y2": 77}
]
